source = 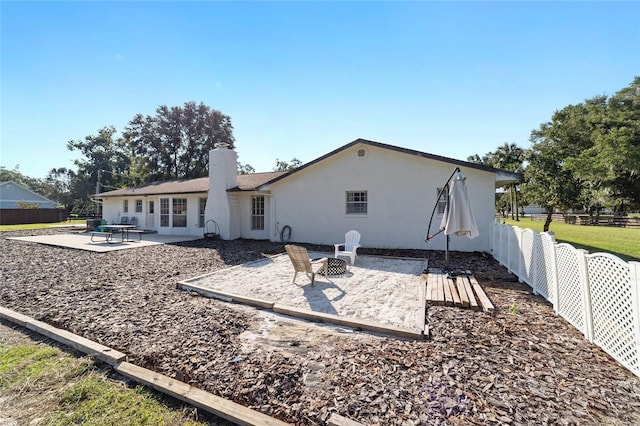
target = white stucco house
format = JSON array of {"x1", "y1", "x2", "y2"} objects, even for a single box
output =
[
  {"x1": 93, "y1": 139, "x2": 520, "y2": 252},
  {"x1": 0, "y1": 181, "x2": 59, "y2": 209}
]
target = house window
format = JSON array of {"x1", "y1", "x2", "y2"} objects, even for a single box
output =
[
  {"x1": 135, "y1": 199, "x2": 143, "y2": 213},
  {"x1": 251, "y1": 196, "x2": 265, "y2": 230},
  {"x1": 199, "y1": 198, "x2": 207, "y2": 228},
  {"x1": 437, "y1": 187, "x2": 449, "y2": 214},
  {"x1": 160, "y1": 198, "x2": 169, "y2": 227},
  {"x1": 346, "y1": 191, "x2": 367, "y2": 214},
  {"x1": 123, "y1": 199, "x2": 129, "y2": 213},
  {"x1": 172, "y1": 198, "x2": 187, "y2": 227},
  {"x1": 149, "y1": 201, "x2": 155, "y2": 214}
]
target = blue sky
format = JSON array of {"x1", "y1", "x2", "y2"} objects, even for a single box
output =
[{"x1": 1, "y1": 1, "x2": 639, "y2": 179}]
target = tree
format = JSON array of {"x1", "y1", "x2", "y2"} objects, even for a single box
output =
[
  {"x1": 494, "y1": 192, "x2": 509, "y2": 218},
  {"x1": 15, "y1": 201, "x2": 40, "y2": 209},
  {"x1": 273, "y1": 158, "x2": 302, "y2": 171},
  {"x1": 43, "y1": 167, "x2": 75, "y2": 210},
  {"x1": 237, "y1": 162, "x2": 255, "y2": 174},
  {"x1": 493, "y1": 143, "x2": 525, "y2": 220},
  {"x1": 468, "y1": 143, "x2": 525, "y2": 219},
  {"x1": 525, "y1": 109, "x2": 587, "y2": 231},
  {"x1": 66, "y1": 126, "x2": 131, "y2": 208},
  {"x1": 525, "y1": 77, "x2": 640, "y2": 224},
  {"x1": 0, "y1": 165, "x2": 26, "y2": 184},
  {"x1": 123, "y1": 102, "x2": 235, "y2": 181},
  {"x1": 563, "y1": 78, "x2": 640, "y2": 212},
  {"x1": 62, "y1": 102, "x2": 235, "y2": 211},
  {"x1": 0, "y1": 166, "x2": 43, "y2": 193},
  {"x1": 548, "y1": 98, "x2": 611, "y2": 216}
]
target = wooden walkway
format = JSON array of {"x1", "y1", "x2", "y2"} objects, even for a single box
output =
[{"x1": 424, "y1": 268, "x2": 495, "y2": 312}]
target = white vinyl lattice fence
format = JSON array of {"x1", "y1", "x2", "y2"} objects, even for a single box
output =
[{"x1": 489, "y1": 221, "x2": 640, "y2": 378}]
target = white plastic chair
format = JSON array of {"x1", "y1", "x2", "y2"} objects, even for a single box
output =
[{"x1": 334, "y1": 230, "x2": 361, "y2": 264}]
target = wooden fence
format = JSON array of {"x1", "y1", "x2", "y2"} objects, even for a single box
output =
[
  {"x1": 529, "y1": 214, "x2": 640, "y2": 228},
  {"x1": 0, "y1": 209, "x2": 68, "y2": 225},
  {"x1": 529, "y1": 213, "x2": 566, "y2": 222}
]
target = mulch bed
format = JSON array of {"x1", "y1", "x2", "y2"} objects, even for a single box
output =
[{"x1": 2, "y1": 228, "x2": 639, "y2": 425}]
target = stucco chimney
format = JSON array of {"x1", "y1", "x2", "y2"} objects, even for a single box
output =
[{"x1": 205, "y1": 144, "x2": 238, "y2": 239}]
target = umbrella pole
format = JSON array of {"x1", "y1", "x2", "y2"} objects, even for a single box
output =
[
  {"x1": 445, "y1": 180, "x2": 451, "y2": 273},
  {"x1": 446, "y1": 234, "x2": 450, "y2": 270}
]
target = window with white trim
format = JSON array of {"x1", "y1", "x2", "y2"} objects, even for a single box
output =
[
  {"x1": 123, "y1": 199, "x2": 129, "y2": 213},
  {"x1": 251, "y1": 196, "x2": 265, "y2": 230},
  {"x1": 135, "y1": 199, "x2": 143, "y2": 213},
  {"x1": 199, "y1": 198, "x2": 207, "y2": 228},
  {"x1": 160, "y1": 198, "x2": 169, "y2": 227},
  {"x1": 346, "y1": 191, "x2": 367, "y2": 214},
  {"x1": 172, "y1": 198, "x2": 187, "y2": 227}
]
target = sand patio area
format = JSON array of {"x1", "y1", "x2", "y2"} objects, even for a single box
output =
[{"x1": 180, "y1": 252, "x2": 426, "y2": 333}]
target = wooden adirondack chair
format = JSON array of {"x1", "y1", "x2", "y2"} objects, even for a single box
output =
[{"x1": 285, "y1": 245, "x2": 328, "y2": 286}]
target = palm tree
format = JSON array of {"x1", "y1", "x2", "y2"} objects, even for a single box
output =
[
  {"x1": 468, "y1": 143, "x2": 525, "y2": 220},
  {"x1": 492, "y1": 143, "x2": 525, "y2": 220}
]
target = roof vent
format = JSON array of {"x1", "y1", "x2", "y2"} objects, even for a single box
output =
[{"x1": 355, "y1": 147, "x2": 368, "y2": 159}]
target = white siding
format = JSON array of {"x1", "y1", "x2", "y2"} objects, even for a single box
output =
[
  {"x1": 101, "y1": 193, "x2": 206, "y2": 236},
  {"x1": 236, "y1": 193, "x2": 271, "y2": 240},
  {"x1": 264, "y1": 143, "x2": 495, "y2": 251}
]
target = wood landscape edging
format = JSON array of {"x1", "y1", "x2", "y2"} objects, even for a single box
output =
[
  {"x1": 0, "y1": 305, "x2": 292, "y2": 426},
  {"x1": 115, "y1": 361, "x2": 292, "y2": 426},
  {"x1": 177, "y1": 281, "x2": 426, "y2": 340},
  {"x1": 0, "y1": 305, "x2": 126, "y2": 365}
]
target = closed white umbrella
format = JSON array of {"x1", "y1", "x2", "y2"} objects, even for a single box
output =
[
  {"x1": 424, "y1": 167, "x2": 479, "y2": 275},
  {"x1": 440, "y1": 171, "x2": 479, "y2": 239}
]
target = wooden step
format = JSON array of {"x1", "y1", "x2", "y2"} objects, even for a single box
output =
[
  {"x1": 424, "y1": 270, "x2": 494, "y2": 313},
  {"x1": 461, "y1": 276, "x2": 479, "y2": 311},
  {"x1": 436, "y1": 271, "x2": 445, "y2": 304},
  {"x1": 447, "y1": 276, "x2": 462, "y2": 307},
  {"x1": 469, "y1": 275, "x2": 495, "y2": 312}
]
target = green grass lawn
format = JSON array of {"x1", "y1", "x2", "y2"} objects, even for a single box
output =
[
  {"x1": 501, "y1": 218, "x2": 640, "y2": 262},
  {"x1": 0, "y1": 219, "x2": 86, "y2": 232},
  {"x1": 0, "y1": 337, "x2": 209, "y2": 425}
]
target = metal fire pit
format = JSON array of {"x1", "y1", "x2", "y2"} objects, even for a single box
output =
[{"x1": 314, "y1": 257, "x2": 347, "y2": 276}]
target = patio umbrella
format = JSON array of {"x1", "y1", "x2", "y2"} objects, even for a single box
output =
[
  {"x1": 425, "y1": 168, "x2": 478, "y2": 275},
  {"x1": 440, "y1": 170, "x2": 479, "y2": 239}
]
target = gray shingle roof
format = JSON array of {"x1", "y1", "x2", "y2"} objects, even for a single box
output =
[
  {"x1": 94, "y1": 172, "x2": 286, "y2": 198},
  {"x1": 232, "y1": 172, "x2": 288, "y2": 191}
]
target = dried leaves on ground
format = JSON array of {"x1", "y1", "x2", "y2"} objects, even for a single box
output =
[{"x1": 1, "y1": 229, "x2": 639, "y2": 425}]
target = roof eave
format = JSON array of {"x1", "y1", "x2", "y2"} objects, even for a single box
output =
[
  {"x1": 256, "y1": 138, "x2": 524, "y2": 189},
  {"x1": 93, "y1": 189, "x2": 208, "y2": 199},
  {"x1": 495, "y1": 171, "x2": 522, "y2": 187}
]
